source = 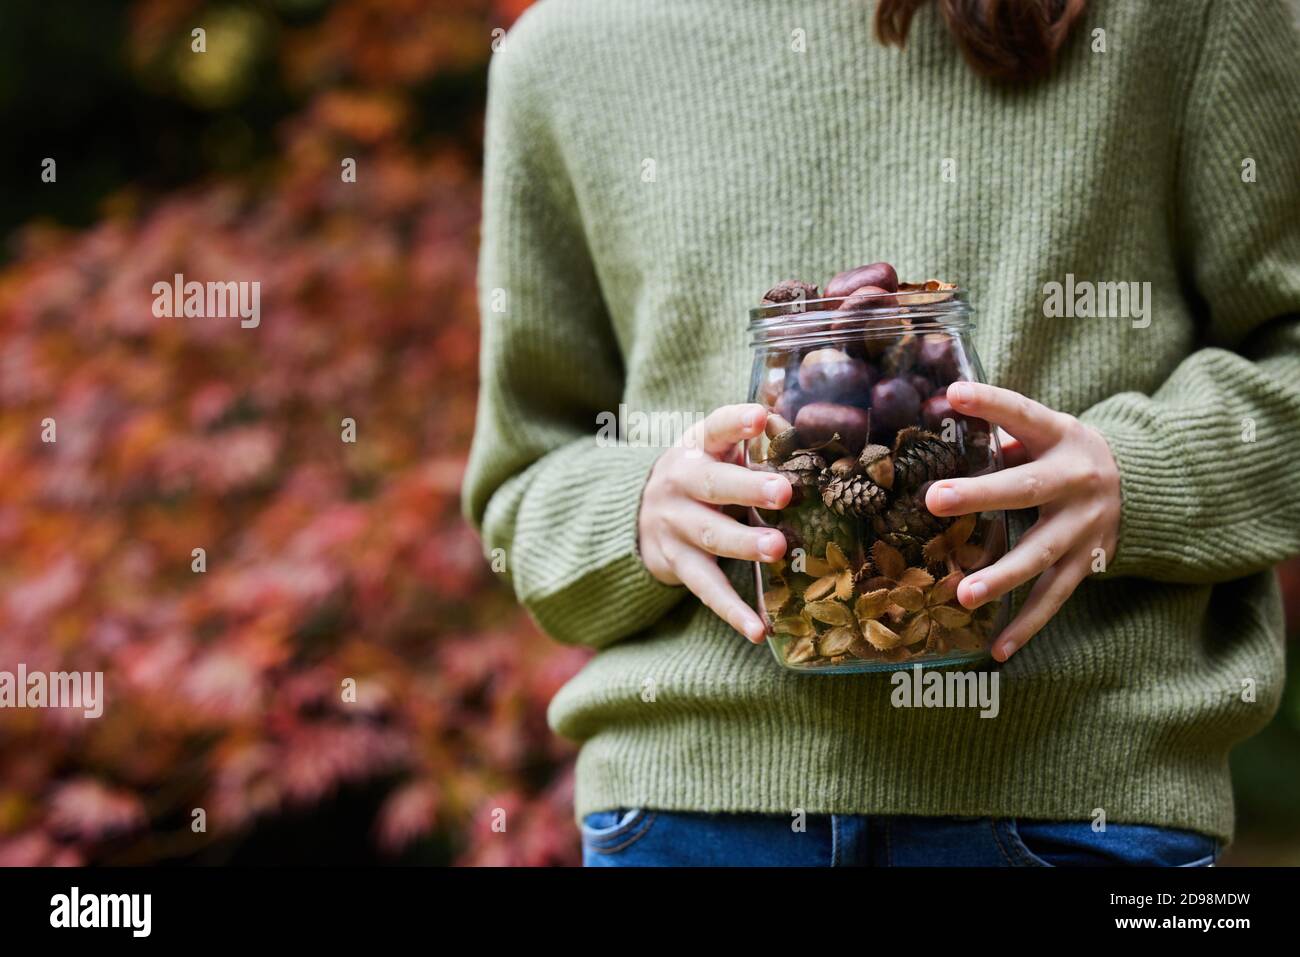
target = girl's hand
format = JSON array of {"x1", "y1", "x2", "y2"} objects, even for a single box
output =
[
  {"x1": 639, "y1": 404, "x2": 793, "y2": 644},
  {"x1": 924, "y1": 382, "x2": 1121, "y2": 662}
]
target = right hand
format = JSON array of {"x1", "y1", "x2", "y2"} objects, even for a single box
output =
[{"x1": 638, "y1": 403, "x2": 793, "y2": 643}]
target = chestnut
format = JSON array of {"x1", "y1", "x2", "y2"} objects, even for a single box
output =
[
  {"x1": 918, "y1": 334, "x2": 960, "y2": 380},
  {"x1": 774, "y1": 381, "x2": 807, "y2": 423},
  {"x1": 921, "y1": 394, "x2": 958, "y2": 433},
  {"x1": 795, "y1": 402, "x2": 872, "y2": 453},
  {"x1": 825, "y1": 262, "x2": 900, "y2": 298},
  {"x1": 869, "y1": 376, "x2": 921, "y2": 434},
  {"x1": 797, "y1": 348, "x2": 876, "y2": 402}
]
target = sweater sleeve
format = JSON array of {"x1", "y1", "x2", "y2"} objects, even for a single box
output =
[
  {"x1": 461, "y1": 20, "x2": 686, "y2": 648},
  {"x1": 1079, "y1": 0, "x2": 1300, "y2": 583}
]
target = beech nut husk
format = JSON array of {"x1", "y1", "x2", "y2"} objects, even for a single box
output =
[{"x1": 748, "y1": 264, "x2": 1007, "y2": 674}]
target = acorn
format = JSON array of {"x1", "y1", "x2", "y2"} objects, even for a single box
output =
[
  {"x1": 765, "y1": 412, "x2": 794, "y2": 437},
  {"x1": 764, "y1": 413, "x2": 801, "y2": 461},
  {"x1": 857, "y1": 443, "x2": 895, "y2": 489},
  {"x1": 829, "y1": 455, "x2": 858, "y2": 477},
  {"x1": 769, "y1": 427, "x2": 802, "y2": 461}
]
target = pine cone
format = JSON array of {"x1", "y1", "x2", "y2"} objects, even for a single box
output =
[
  {"x1": 777, "y1": 451, "x2": 826, "y2": 489},
  {"x1": 780, "y1": 498, "x2": 855, "y2": 560},
  {"x1": 821, "y1": 473, "x2": 888, "y2": 517},
  {"x1": 893, "y1": 427, "x2": 960, "y2": 491}
]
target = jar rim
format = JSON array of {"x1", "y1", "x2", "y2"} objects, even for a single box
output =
[{"x1": 747, "y1": 288, "x2": 974, "y2": 347}]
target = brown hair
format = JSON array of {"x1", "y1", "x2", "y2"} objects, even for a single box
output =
[{"x1": 875, "y1": 0, "x2": 1088, "y2": 82}]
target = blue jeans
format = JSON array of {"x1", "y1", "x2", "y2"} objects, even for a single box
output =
[{"x1": 580, "y1": 810, "x2": 1219, "y2": 867}]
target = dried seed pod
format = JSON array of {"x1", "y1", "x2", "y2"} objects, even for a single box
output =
[
  {"x1": 855, "y1": 589, "x2": 892, "y2": 624},
  {"x1": 892, "y1": 427, "x2": 960, "y2": 491},
  {"x1": 834, "y1": 569, "x2": 854, "y2": 601},
  {"x1": 819, "y1": 626, "x2": 859, "y2": 658},
  {"x1": 785, "y1": 635, "x2": 820, "y2": 663},
  {"x1": 872, "y1": 495, "x2": 949, "y2": 560},
  {"x1": 774, "y1": 617, "x2": 814, "y2": 638},
  {"x1": 804, "y1": 576, "x2": 837, "y2": 602},
  {"x1": 762, "y1": 583, "x2": 792, "y2": 616},
  {"x1": 862, "y1": 619, "x2": 905, "y2": 651},
  {"x1": 802, "y1": 555, "x2": 835, "y2": 577},
  {"x1": 922, "y1": 513, "x2": 979, "y2": 567},
  {"x1": 825, "y1": 542, "x2": 850, "y2": 569},
  {"x1": 804, "y1": 599, "x2": 855, "y2": 628},
  {"x1": 897, "y1": 279, "x2": 957, "y2": 305},
  {"x1": 761, "y1": 279, "x2": 819, "y2": 306}
]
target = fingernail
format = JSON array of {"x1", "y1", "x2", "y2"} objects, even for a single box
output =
[
  {"x1": 759, "y1": 532, "x2": 783, "y2": 560},
  {"x1": 764, "y1": 479, "x2": 785, "y2": 506},
  {"x1": 950, "y1": 381, "x2": 973, "y2": 404},
  {"x1": 745, "y1": 618, "x2": 766, "y2": 643},
  {"x1": 935, "y1": 486, "x2": 957, "y2": 511},
  {"x1": 966, "y1": 580, "x2": 987, "y2": 606},
  {"x1": 742, "y1": 409, "x2": 760, "y2": 431},
  {"x1": 995, "y1": 640, "x2": 1015, "y2": 660}
]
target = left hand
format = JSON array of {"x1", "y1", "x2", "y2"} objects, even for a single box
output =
[{"x1": 924, "y1": 381, "x2": 1121, "y2": 662}]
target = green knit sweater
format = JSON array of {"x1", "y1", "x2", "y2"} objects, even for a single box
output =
[{"x1": 464, "y1": 0, "x2": 1300, "y2": 843}]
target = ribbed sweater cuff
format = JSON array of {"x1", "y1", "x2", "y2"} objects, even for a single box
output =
[
  {"x1": 524, "y1": 445, "x2": 687, "y2": 648},
  {"x1": 1080, "y1": 404, "x2": 1189, "y2": 580}
]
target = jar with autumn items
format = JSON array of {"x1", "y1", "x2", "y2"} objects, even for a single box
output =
[{"x1": 745, "y1": 267, "x2": 1010, "y2": 673}]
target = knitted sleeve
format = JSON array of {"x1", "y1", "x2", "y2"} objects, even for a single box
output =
[
  {"x1": 461, "y1": 16, "x2": 685, "y2": 648},
  {"x1": 1079, "y1": 0, "x2": 1300, "y2": 583}
]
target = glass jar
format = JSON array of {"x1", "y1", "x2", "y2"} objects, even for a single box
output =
[{"x1": 745, "y1": 287, "x2": 1009, "y2": 673}]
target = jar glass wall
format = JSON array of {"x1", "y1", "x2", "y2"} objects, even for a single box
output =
[{"x1": 745, "y1": 288, "x2": 1009, "y2": 673}]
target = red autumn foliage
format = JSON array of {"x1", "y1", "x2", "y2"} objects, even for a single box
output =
[
  {"x1": 3, "y1": 0, "x2": 1298, "y2": 869},
  {"x1": 0, "y1": 0, "x2": 588, "y2": 866}
]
